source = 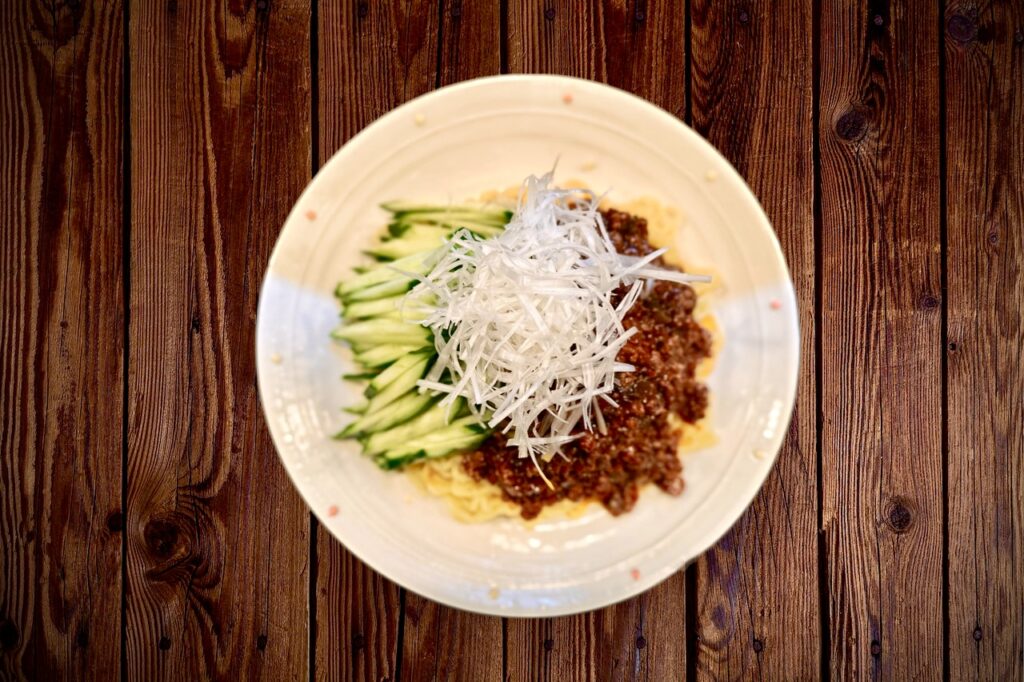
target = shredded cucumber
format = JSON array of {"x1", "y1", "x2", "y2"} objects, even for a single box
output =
[{"x1": 331, "y1": 201, "x2": 509, "y2": 467}]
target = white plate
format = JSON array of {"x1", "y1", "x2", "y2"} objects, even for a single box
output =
[{"x1": 256, "y1": 75, "x2": 799, "y2": 616}]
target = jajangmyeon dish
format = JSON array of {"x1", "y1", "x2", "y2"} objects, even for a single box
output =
[{"x1": 331, "y1": 173, "x2": 718, "y2": 522}]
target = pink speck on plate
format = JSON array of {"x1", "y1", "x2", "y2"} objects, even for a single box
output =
[
  {"x1": 305, "y1": 209, "x2": 317, "y2": 221},
  {"x1": 630, "y1": 568, "x2": 641, "y2": 581},
  {"x1": 562, "y1": 92, "x2": 574, "y2": 104},
  {"x1": 769, "y1": 299, "x2": 782, "y2": 310},
  {"x1": 326, "y1": 505, "x2": 339, "y2": 517}
]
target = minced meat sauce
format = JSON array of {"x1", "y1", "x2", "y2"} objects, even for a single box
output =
[{"x1": 461, "y1": 208, "x2": 713, "y2": 519}]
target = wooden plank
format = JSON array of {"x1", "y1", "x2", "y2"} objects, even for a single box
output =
[
  {"x1": 944, "y1": 1, "x2": 1024, "y2": 678},
  {"x1": 819, "y1": 0, "x2": 943, "y2": 678},
  {"x1": 507, "y1": 577, "x2": 686, "y2": 681},
  {"x1": 505, "y1": 2, "x2": 687, "y2": 679},
  {"x1": 508, "y1": 0, "x2": 686, "y2": 119},
  {"x1": 126, "y1": 1, "x2": 311, "y2": 678},
  {"x1": 688, "y1": 0, "x2": 819, "y2": 678},
  {"x1": 400, "y1": 596, "x2": 504, "y2": 681},
  {"x1": 0, "y1": 1, "x2": 124, "y2": 678},
  {"x1": 314, "y1": 2, "x2": 438, "y2": 679}
]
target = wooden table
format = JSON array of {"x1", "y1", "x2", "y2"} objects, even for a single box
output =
[{"x1": 2, "y1": 0, "x2": 1021, "y2": 679}]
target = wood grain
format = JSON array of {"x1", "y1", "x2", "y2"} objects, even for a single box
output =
[
  {"x1": 315, "y1": 2, "x2": 438, "y2": 679},
  {"x1": 507, "y1": 575, "x2": 686, "y2": 681},
  {"x1": 819, "y1": 0, "x2": 944, "y2": 678},
  {"x1": 439, "y1": 0, "x2": 502, "y2": 82},
  {"x1": 126, "y1": 0, "x2": 311, "y2": 678},
  {"x1": 400, "y1": 596, "x2": 503, "y2": 681},
  {"x1": 0, "y1": 0, "x2": 124, "y2": 678},
  {"x1": 944, "y1": 1, "x2": 1024, "y2": 678},
  {"x1": 689, "y1": 0, "x2": 820, "y2": 678},
  {"x1": 505, "y1": 2, "x2": 688, "y2": 679},
  {"x1": 508, "y1": 0, "x2": 686, "y2": 119}
]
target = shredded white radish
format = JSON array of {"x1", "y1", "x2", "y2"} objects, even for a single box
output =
[{"x1": 409, "y1": 173, "x2": 710, "y2": 473}]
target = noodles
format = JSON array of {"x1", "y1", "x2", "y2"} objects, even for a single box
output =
[{"x1": 407, "y1": 456, "x2": 591, "y2": 523}]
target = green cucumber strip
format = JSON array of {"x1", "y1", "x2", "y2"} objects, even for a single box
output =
[
  {"x1": 342, "y1": 401, "x2": 368, "y2": 415},
  {"x1": 381, "y1": 201, "x2": 509, "y2": 217},
  {"x1": 364, "y1": 356, "x2": 431, "y2": 414},
  {"x1": 399, "y1": 225, "x2": 453, "y2": 241},
  {"x1": 388, "y1": 208, "x2": 510, "y2": 224},
  {"x1": 332, "y1": 320, "x2": 431, "y2": 347},
  {"x1": 450, "y1": 221, "x2": 504, "y2": 237},
  {"x1": 366, "y1": 236, "x2": 446, "y2": 261},
  {"x1": 361, "y1": 397, "x2": 466, "y2": 455},
  {"x1": 342, "y1": 278, "x2": 414, "y2": 302},
  {"x1": 375, "y1": 431, "x2": 488, "y2": 469},
  {"x1": 338, "y1": 251, "x2": 437, "y2": 296},
  {"x1": 365, "y1": 352, "x2": 432, "y2": 398},
  {"x1": 353, "y1": 344, "x2": 425, "y2": 368},
  {"x1": 342, "y1": 296, "x2": 403, "y2": 320},
  {"x1": 340, "y1": 392, "x2": 436, "y2": 438}
]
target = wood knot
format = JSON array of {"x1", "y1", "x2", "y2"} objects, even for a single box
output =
[
  {"x1": 255, "y1": 0, "x2": 268, "y2": 12},
  {"x1": 885, "y1": 498, "x2": 914, "y2": 533},
  {"x1": 543, "y1": 638, "x2": 555, "y2": 651},
  {"x1": 0, "y1": 619, "x2": 19, "y2": 650},
  {"x1": 451, "y1": 1, "x2": 462, "y2": 20},
  {"x1": 357, "y1": 2, "x2": 368, "y2": 19},
  {"x1": 352, "y1": 633, "x2": 365, "y2": 651},
  {"x1": 144, "y1": 517, "x2": 182, "y2": 558},
  {"x1": 544, "y1": 7, "x2": 555, "y2": 21},
  {"x1": 973, "y1": 626, "x2": 983, "y2": 641},
  {"x1": 1015, "y1": 29, "x2": 1023, "y2": 45},
  {"x1": 190, "y1": 317, "x2": 201, "y2": 333},
  {"x1": 60, "y1": 319, "x2": 69, "y2": 329},
  {"x1": 872, "y1": 14, "x2": 884, "y2": 27},
  {"x1": 737, "y1": 8, "x2": 750, "y2": 24},
  {"x1": 76, "y1": 625, "x2": 89, "y2": 648},
  {"x1": 947, "y1": 14, "x2": 977, "y2": 43},
  {"x1": 752, "y1": 638, "x2": 764, "y2": 652},
  {"x1": 987, "y1": 230, "x2": 999, "y2": 246},
  {"x1": 634, "y1": 8, "x2": 646, "y2": 23},
  {"x1": 106, "y1": 511, "x2": 124, "y2": 532},
  {"x1": 635, "y1": 635, "x2": 646, "y2": 649},
  {"x1": 870, "y1": 640, "x2": 881, "y2": 657},
  {"x1": 918, "y1": 293, "x2": 940, "y2": 310},
  {"x1": 948, "y1": 341, "x2": 958, "y2": 352},
  {"x1": 159, "y1": 636, "x2": 172, "y2": 650},
  {"x1": 835, "y1": 110, "x2": 868, "y2": 142},
  {"x1": 257, "y1": 634, "x2": 268, "y2": 650}
]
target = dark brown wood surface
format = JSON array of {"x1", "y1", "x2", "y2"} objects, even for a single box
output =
[
  {"x1": 945, "y1": 1, "x2": 1024, "y2": 679},
  {"x1": 126, "y1": 0, "x2": 310, "y2": 679},
  {"x1": 2, "y1": 1, "x2": 1021, "y2": 680},
  {"x1": 820, "y1": 0, "x2": 944, "y2": 678},
  {"x1": 1, "y1": 1, "x2": 124, "y2": 678}
]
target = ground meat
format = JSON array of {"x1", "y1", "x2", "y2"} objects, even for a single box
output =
[{"x1": 460, "y1": 208, "x2": 713, "y2": 519}]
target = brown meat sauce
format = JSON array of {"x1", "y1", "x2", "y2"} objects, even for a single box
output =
[{"x1": 461, "y1": 209, "x2": 713, "y2": 519}]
